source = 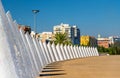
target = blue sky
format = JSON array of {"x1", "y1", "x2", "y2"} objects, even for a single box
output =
[{"x1": 2, "y1": 0, "x2": 120, "y2": 37}]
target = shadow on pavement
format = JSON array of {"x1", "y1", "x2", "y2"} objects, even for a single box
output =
[{"x1": 40, "y1": 73, "x2": 66, "y2": 76}]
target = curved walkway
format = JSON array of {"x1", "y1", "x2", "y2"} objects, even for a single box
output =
[{"x1": 38, "y1": 55, "x2": 120, "y2": 78}]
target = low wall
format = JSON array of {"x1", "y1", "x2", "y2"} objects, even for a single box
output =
[{"x1": 0, "y1": 1, "x2": 99, "y2": 78}]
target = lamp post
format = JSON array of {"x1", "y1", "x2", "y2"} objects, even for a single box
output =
[{"x1": 32, "y1": 10, "x2": 39, "y2": 33}]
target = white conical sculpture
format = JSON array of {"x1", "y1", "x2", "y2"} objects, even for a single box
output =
[
  {"x1": 60, "y1": 44, "x2": 67, "y2": 60},
  {"x1": 35, "y1": 39, "x2": 45, "y2": 68},
  {"x1": 47, "y1": 42, "x2": 56, "y2": 62},
  {"x1": 95, "y1": 47, "x2": 99, "y2": 56},
  {"x1": 90, "y1": 47, "x2": 95, "y2": 56},
  {"x1": 72, "y1": 46, "x2": 76, "y2": 58},
  {"x1": 0, "y1": 1, "x2": 101, "y2": 78},
  {"x1": 19, "y1": 29, "x2": 36, "y2": 78},
  {"x1": 86, "y1": 47, "x2": 90, "y2": 57},
  {"x1": 56, "y1": 43, "x2": 64, "y2": 61},
  {"x1": 76, "y1": 46, "x2": 82, "y2": 58},
  {"x1": 73, "y1": 46, "x2": 78, "y2": 58},
  {"x1": 70, "y1": 45, "x2": 76, "y2": 59},
  {"x1": 76, "y1": 46, "x2": 81, "y2": 58},
  {"x1": 32, "y1": 38, "x2": 43, "y2": 70},
  {"x1": 87, "y1": 47, "x2": 91, "y2": 57},
  {"x1": 35, "y1": 40, "x2": 45, "y2": 68},
  {"x1": 8, "y1": 13, "x2": 34, "y2": 78},
  {"x1": 92, "y1": 47, "x2": 96, "y2": 56},
  {"x1": 64, "y1": 45, "x2": 70, "y2": 59},
  {"x1": 0, "y1": 8, "x2": 18, "y2": 78},
  {"x1": 7, "y1": 12, "x2": 29, "y2": 78},
  {"x1": 25, "y1": 33, "x2": 39, "y2": 76},
  {"x1": 0, "y1": 1, "x2": 32, "y2": 78},
  {"x1": 81, "y1": 46, "x2": 86, "y2": 57},
  {"x1": 89, "y1": 47, "x2": 93, "y2": 56},
  {"x1": 84, "y1": 46, "x2": 89, "y2": 57},
  {"x1": 67, "y1": 45, "x2": 73, "y2": 59},
  {"x1": 31, "y1": 36, "x2": 41, "y2": 75},
  {"x1": 43, "y1": 42, "x2": 51, "y2": 63},
  {"x1": 39, "y1": 40, "x2": 48, "y2": 65},
  {"x1": 78, "y1": 46, "x2": 84, "y2": 58},
  {"x1": 88, "y1": 47, "x2": 92, "y2": 56},
  {"x1": 51, "y1": 42, "x2": 60, "y2": 61},
  {"x1": 66, "y1": 45, "x2": 71, "y2": 59}
]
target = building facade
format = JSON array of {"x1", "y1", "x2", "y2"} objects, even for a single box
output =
[
  {"x1": 109, "y1": 36, "x2": 120, "y2": 45},
  {"x1": 53, "y1": 23, "x2": 80, "y2": 45},
  {"x1": 72, "y1": 26, "x2": 80, "y2": 45},
  {"x1": 97, "y1": 38, "x2": 109, "y2": 48},
  {"x1": 80, "y1": 35, "x2": 97, "y2": 47},
  {"x1": 39, "y1": 32, "x2": 54, "y2": 43}
]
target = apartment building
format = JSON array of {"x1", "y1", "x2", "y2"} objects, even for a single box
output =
[{"x1": 53, "y1": 23, "x2": 80, "y2": 45}]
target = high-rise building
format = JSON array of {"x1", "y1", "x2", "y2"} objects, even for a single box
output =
[
  {"x1": 80, "y1": 35, "x2": 97, "y2": 47},
  {"x1": 72, "y1": 26, "x2": 80, "y2": 44},
  {"x1": 53, "y1": 23, "x2": 80, "y2": 45}
]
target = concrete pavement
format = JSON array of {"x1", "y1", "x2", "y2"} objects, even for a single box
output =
[{"x1": 38, "y1": 56, "x2": 120, "y2": 78}]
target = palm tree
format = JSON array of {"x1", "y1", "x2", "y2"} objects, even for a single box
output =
[{"x1": 53, "y1": 33, "x2": 72, "y2": 45}]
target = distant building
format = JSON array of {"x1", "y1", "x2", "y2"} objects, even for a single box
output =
[
  {"x1": 72, "y1": 26, "x2": 80, "y2": 45},
  {"x1": 18, "y1": 24, "x2": 31, "y2": 34},
  {"x1": 80, "y1": 35, "x2": 97, "y2": 47},
  {"x1": 97, "y1": 38, "x2": 109, "y2": 48},
  {"x1": 53, "y1": 23, "x2": 80, "y2": 45},
  {"x1": 39, "y1": 32, "x2": 54, "y2": 42},
  {"x1": 109, "y1": 36, "x2": 120, "y2": 45}
]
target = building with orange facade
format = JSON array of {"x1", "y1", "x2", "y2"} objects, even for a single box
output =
[{"x1": 97, "y1": 38, "x2": 109, "y2": 48}]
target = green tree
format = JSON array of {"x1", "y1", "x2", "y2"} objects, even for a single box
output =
[
  {"x1": 97, "y1": 43, "x2": 120, "y2": 55},
  {"x1": 53, "y1": 33, "x2": 72, "y2": 45}
]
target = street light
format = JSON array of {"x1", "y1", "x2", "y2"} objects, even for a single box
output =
[{"x1": 32, "y1": 10, "x2": 39, "y2": 33}]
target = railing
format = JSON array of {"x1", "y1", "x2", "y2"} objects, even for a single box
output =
[{"x1": 0, "y1": 1, "x2": 99, "y2": 78}]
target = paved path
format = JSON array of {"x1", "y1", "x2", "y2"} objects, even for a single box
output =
[{"x1": 37, "y1": 56, "x2": 120, "y2": 78}]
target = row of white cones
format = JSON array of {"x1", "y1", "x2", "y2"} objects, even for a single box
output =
[{"x1": 0, "y1": 1, "x2": 99, "y2": 78}]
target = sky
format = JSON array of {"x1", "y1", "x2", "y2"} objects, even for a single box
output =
[{"x1": 1, "y1": 0, "x2": 120, "y2": 37}]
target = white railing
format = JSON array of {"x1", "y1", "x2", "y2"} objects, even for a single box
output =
[{"x1": 0, "y1": 1, "x2": 99, "y2": 78}]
